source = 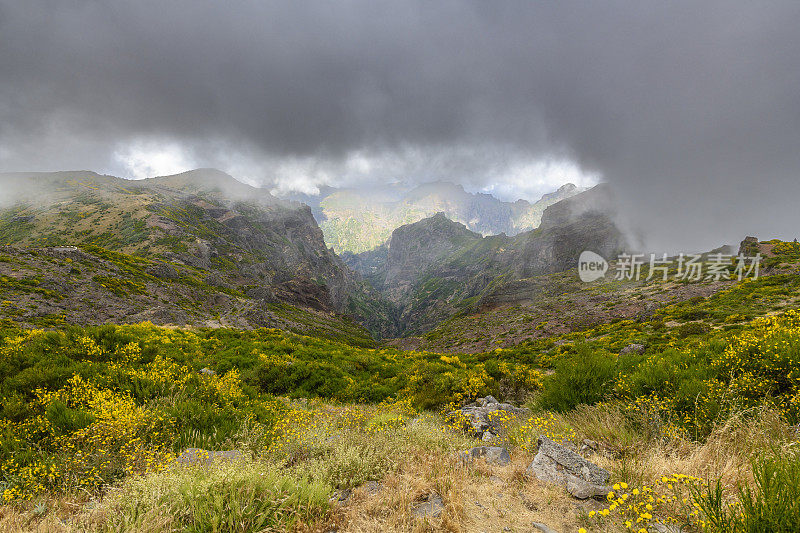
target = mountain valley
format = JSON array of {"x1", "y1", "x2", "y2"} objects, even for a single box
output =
[{"x1": 2, "y1": 170, "x2": 800, "y2": 533}]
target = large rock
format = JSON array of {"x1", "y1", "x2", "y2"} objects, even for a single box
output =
[
  {"x1": 738, "y1": 236, "x2": 760, "y2": 257},
  {"x1": 526, "y1": 436, "x2": 610, "y2": 500}
]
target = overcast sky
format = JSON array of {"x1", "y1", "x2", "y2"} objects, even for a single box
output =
[{"x1": 1, "y1": 1, "x2": 799, "y2": 250}]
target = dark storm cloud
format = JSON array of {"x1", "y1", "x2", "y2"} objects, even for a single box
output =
[{"x1": 1, "y1": 1, "x2": 799, "y2": 249}]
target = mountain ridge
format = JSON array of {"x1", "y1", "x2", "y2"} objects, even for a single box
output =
[
  {"x1": 289, "y1": 180, "x2": 583, "y2": 253},
  {"x1": 1, "y1": 170, "x2": 616, "y2": 339},
  {"x1": 0, "y1": 169, "x2": 397, "y2": 338},
  {"x1": 343, "y1": 185, "x2": 626, "y2": 336}
]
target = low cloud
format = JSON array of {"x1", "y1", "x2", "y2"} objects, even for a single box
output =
[{"x1": 1, "y1": 1, "x2": 798, "y2": 249}]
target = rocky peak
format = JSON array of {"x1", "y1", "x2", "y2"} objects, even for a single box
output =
[
  {"x1": 539, "y1": 183, "x2": 614, "y2": 229},
  {"x1": 382, "y1": 213, "x2": 482, "y2": 296}
]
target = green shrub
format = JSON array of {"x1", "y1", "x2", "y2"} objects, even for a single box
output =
[
  {"x1": 45, "y1": 400, "x2": 95, "y2": 435},
  {"x1": 536, "y1": 345, "x2": 616, "y2": 412},
  {"x1": 676, "y1": 322, "x2": 710, "y2": 337}
]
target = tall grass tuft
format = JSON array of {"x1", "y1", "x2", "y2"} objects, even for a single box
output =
[
  {"x1": 95, "y1": 460, "x2": 331, "y2": 533},
  {"x1": 693, "y1": 450, "x2": 800, "y2": 532}
]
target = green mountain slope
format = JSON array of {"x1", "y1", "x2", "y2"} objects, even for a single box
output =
[{"x1": 0, "y1": 170, "x2": 396, "y2": 338}]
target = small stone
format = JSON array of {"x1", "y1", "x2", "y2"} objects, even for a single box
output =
[
  {"x1": 199, "y1": 367, "x2": 216, "y2": 375},
  {"x1": 531, "y1": 522, "x2": 559, "y2": 533},
  {"x1": 412, "y1": 492, "x2": 444, "y2": 518},
  {"x1": 465, "y1": 446, "x2": 511, "y2": 466},
  {"x1": 482, "y1": 431, "x2": 495, "y2": 442},
  {"x1": 519, "y1": 492, "x2": 538, "y2": 511},
  {"x1": 363, "y1": 480, "x2": 382, "y2": 496}
]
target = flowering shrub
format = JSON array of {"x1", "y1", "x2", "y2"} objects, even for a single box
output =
[
  {"x1": 507, "y1": 412, "x2": 576, "y2": 449},
  {"x1": 586, "y1": 475, "x2": 706, "y2": 532}
]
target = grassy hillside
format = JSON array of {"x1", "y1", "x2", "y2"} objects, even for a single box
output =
[
  {"x1": 0, "y1": 171, "x2": 398, "y2": 338},
  {"x1": 0, "y1": 244, "x2": 375, "y2": 346}
]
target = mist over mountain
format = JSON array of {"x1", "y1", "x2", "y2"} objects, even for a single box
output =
[
  {"x1": 3, "y1": 2, "x2": 799, "y2": 251},
  {"x1": 285, "y1": 181, "x2": 582, "y2": 253},
  {"x1": 0, "y1": 169, "x2": 624, "y2": 338}
]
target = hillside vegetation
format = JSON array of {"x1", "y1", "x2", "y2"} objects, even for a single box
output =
[
  {"x1": 2, "y1": 240, "x2": 800, "y2": 532},
  {"x1": 0, "y1": 170, "x2": 396, "y2": 338}
]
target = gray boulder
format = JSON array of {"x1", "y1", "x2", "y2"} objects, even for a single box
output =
[
  {"x1": 531, "y1": 523, "x2": 559, "y2": 533},
  {"x1": 619, "y1": 343, "x2": 646, "y2": 356},
  {"x1": 526, "y1": 437, "x2": 610, "y2": 500},
  {"x1": 463, "y1": 446, "x2": 511, "y2": 466}
]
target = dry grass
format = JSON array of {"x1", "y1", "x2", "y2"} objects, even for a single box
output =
[
  {"x1": 335, "y1": 451, "x2": 602, "y2": 533},
  {"x1": 3, "y1": 404, "x2": 794, "y2": 533}
]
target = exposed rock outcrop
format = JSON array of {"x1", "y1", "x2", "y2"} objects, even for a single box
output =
[
  {"x1": 619, "y1": 343, "x2": 646, "y2": 356},
  {"x1": 527, "y1": 436, "x2": 611, "y2": 500}
]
